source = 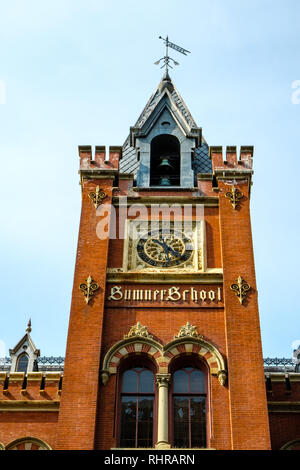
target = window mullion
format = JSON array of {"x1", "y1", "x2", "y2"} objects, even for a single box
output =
[{"x1": 135, "y1": 395, "x2": 139, "y2": 448}]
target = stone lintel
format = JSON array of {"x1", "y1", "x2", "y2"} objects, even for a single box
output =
[{"x1": 0, "y1": 400, "x2": 60, "y2": 412}]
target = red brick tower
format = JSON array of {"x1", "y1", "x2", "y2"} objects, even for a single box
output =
[{"x1": 55, "y1": 74, "x2": 271, "y2": 450}]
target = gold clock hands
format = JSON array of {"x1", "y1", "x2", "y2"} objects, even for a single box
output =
[{"x1": 153, "y1": 238, "x2": 181, "y2": 260}]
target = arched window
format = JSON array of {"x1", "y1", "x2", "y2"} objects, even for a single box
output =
[
  {"x1": 6, "y1": 437, "x2": 51, "y2": 450},
  {"x1": 16, "y1": 354, "x2": 29, "y2": 373},
  {"x1": 171, "y1": 362, "x2": 207, "y2": 448},
  {"x1": 119, "y1": 365, "x2": 155, "y2": 448},
  {"x1": 150, "y1": 134, "x2": 180, "y2": 186}
]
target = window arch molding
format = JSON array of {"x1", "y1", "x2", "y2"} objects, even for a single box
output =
[
  {"x1": 280, "y1": 439, "x2": 300, "y2": 450},
  {"x1": 164, "y1": 337, "x2": 227, "y2": 386},
  {"x1": 101, "y1": 333, "x2": 226, "y2": 387},
  {"x1": 5, "y1": 436, "x2": 52, "y2": 450},
  {"x1": 101, "y1": 335, "x2": 164, "y2": 386}
]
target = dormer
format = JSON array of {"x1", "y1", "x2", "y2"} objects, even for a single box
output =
[{"x1": 9, "y1": 319, "x2": 40, "y2": 373}]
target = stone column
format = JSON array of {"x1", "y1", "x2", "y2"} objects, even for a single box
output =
[{"x1": 155, "y1": 373, "x2": 171, "y2": 449}]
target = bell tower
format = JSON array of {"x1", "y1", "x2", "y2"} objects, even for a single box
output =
[{"x1": 56, "y1": 67, "x2": 271, "y2": 450}]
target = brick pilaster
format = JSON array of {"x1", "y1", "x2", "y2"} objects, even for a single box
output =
[{"x1": 55, "y1": 173, "x2": 114, "y2": 450}]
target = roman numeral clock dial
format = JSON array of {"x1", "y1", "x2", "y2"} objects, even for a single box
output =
[{"x1": 136, "y1": 229, "x2": 193, "y2": 268}]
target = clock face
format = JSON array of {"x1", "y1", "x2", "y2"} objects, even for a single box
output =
[{"x1": 136, "y1": 229, "x2": 194, "y2": 268}]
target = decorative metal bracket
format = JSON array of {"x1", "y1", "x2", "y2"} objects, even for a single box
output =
[
  {"x1": 225, "y1": 186, "x2": 243, "y2": 209},
  {"x1": 79, "y1": 276, "x2": 100, "y2": 304},
  {"x1": 230, "y1": 276, "x2": 251, "y2": 304},
  {"x1": 88, "y1": 186, "x2": 107, "y2": 208}
]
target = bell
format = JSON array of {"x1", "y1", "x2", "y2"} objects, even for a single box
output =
[
  {"x1": 158, "y1": 157, "x2": 174, "y2": 172},
  {"x1": 159, "y1": 176, "x2": 171, "y2": 186}
]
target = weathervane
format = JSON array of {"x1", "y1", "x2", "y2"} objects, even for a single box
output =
[{"x1": 154, "y1": 36, "x2": 190, "y2": 73}]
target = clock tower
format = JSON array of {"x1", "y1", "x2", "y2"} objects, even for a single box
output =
[{"x1": 56, "y1": 72, "x2": 271, "y2": 450}]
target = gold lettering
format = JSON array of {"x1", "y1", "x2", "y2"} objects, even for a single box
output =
[
  {"x1": 124, "y1": 289, "x2": 131, "y2": 300},
  {"x1": 144, "y1": 290, "x2": 152, "y2": 301},
  {"x1": 190, "y1": 287, "x2": 198, "y2": 301},
  {"x1": 153, "y1": 290, "x2": 160, "y2": 301},
  {"x1": 183, "y1": 289, "x2": 189, "y2": 301},
  {"x1": 166, "y1": 286, "x2": 181, "y2": 301},
  {"x1": 160, "y1": 289, "x2": 167, "y2": 301},
  {"x1": 108, "y1": 286, "x2": 123, "y2": 301},
  {"x1": 208, "y1": 290, "x2": 215, "y2": 301},
  {"x1": 200, "y1": 290, "x2": 207, "y2": 301},
  {"x1": 133, "y1": 290, "x2": 143, "y2": 301}
]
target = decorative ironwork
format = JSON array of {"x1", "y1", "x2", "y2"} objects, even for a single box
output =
[
  {"x1": 37, "y1": 356, "x2": 65, "y2": 365},
  {"x1": 26, "y1": 318, "x2": 32, "y2": 334},
  {"x1": 1, "y1": 356, "x2": 298, "y2": 372},
  {"x1": 230, "y1": 276, "x2": 251, "y2": 304},
  {"x1": 225, "y1": 186, "x2": 244, "y2": 209},
  {"x1": 88, "y1": 186, "x2": 107, "y2": 208},
  {"x1": 79, "y1": 276, "x2": 100, "y2": 304},
  {"x1": 155, "y1": 36, "x2": 190, "y2": 73},
  {"x1": 175, "y1": 321, "x2": 203, "y2": 339},
  {"x1": 124, "y1": 322, "x2": 153, "y2": 339},
  {"x1": 264, "y1": 358, "x2": 294, "y2": 366}
]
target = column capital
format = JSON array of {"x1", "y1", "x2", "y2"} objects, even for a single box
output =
[{"x1": 156, "y1": 373, "x2": 171, "y2": 387}]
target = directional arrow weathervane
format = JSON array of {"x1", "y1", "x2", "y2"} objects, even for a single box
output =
[{"x1": 154, "y1": 36, "x2": 191, "y2": 73}]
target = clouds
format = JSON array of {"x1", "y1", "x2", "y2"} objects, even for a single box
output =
[{"x1": 0, "y1": 1, "x2": 299, "y2": 357}]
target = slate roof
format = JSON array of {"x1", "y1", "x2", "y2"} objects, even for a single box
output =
[{"x1": 120, "y1": 74, "x2": 212, "y2": 181}]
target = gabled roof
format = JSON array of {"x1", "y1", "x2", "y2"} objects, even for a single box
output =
[
  {"x1": 119, "y1": 73, "x2": 212, "y2": 178},
  {"x1": 129, "y1": 72, "x2": 202, "y2": 147},
  {"x1": 9, "y1": 319, "x2": 40, "y2": 356}
]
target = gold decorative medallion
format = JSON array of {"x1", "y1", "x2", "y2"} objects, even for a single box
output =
[
  {"x1": 225, "y1": 186, "x2": 243, "y2": 209},
  {"x1": 230, "y1": 276, "x2": 250, "y2": 304},
  {"x1": 88, "y1": 186, "x2": 107, "y2": 208},
  {"x1": 79, "y1": 276, "x2": 100, "y2": 304}
]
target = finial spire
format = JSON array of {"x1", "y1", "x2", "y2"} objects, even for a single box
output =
[
  {"x1": 26, "y1": 318, "x2": 32, "y2": 334},
  {"x1": 154, "y1": 35, "x2": 190, "y2": 74}
]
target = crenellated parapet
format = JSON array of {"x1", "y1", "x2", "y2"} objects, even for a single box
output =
[
  {"x1": 209, "y1": 145, "x2": 253, "y2": 172},
  {"x1": 197, "y1": 146, "x2": 254, "y2": 197},
  {"x1": 79, "y1": 145, "x2": 121, "y2": 185}
]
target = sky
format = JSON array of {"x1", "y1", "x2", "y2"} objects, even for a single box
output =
[{"x1": 0, "y1": 0, "x2": 299, "y2": 358}]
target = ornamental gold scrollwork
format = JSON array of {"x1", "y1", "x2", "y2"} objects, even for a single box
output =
[
  {"x1": 79, "y1": 275, "x2": 100, "y2": 304},
  {"x1": 225, "y1": 186, "x2": 243, "y2": 209},
  {"x1": 124, "y1": 321, "x2": 153, "y2": 339},
  {"x1": 230, "y1": 276, "x2": 251, "y2": 304},
  {"x1": 88, "y1": 186, "x2": 107, "y2": 208},
  {"x1": 175, "y1": 321, "x2": 203, "y2": 340}
]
